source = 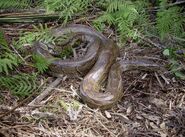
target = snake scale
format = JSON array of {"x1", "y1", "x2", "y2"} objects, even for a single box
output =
[{"x1": 33, "y1": 24, "x2": 160, "y2": 109}]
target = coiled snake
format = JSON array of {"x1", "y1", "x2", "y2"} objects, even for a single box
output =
[{"x1": 33, "y1": 24, "x2": 160, "y2": 109}]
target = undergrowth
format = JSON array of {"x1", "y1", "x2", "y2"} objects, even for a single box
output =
[
  {"x1": 15, "y1": 23, "x2": 55, "y2": 50},
  {"x1": 32, "y1": 54, "x2": 52, "y2": 73},
  {"x1": 44, "y1": 0, "x2": 90, "y2": 24},
  {"x1": 0, "y1": 28, "x2": 39, "y2": 97},
  {"x1": 0, "y1": 0, "x2": 30, "y2": 9},
  {"x1": 0, "y1": 73, "x2": 38, "y2": 97},
  {"x1": 0, "y1": 30, "x2": 20, "y2": 74},
  {"x1": 157, "y1": 6, "x2": 184, "y2": 40},
  {"x1": 0, "y1": 0, "x2": 185, "y2": 98},
  {"x1": 93, "y1": 0, "x2": 140, "y2": 41},
  {"x1": 15, "y1": 23, "x2": 73, "y2": 73}
]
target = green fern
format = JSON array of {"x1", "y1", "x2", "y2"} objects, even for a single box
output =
[
  {"x1": 0, "y1": 0, "x2": 30, "y2": 9},
  {"x1": 16, "y1": 23, "x2": 55, "y2": 50},
  {"x1": 0, "y1": 29, "x2": 20, "y2": 74},
  {"x1": 0, "y1": 53, "x2": 19, "y2": 74},
  {"x1": 159, "y1": 0, "x2": 168, "y2": 7},
  {"x1": 32, "y1": 54, "x2": 52, "y2": 73},
  {"x1": 0, "y1": 73, "x2": 38, "y2": 97},
  {"x1": 93, "y1": 0, "x2": 139, "y2": 42},
  {"x1": 0, "y1": 29, "x2": 8, "y2": 47},
  {"x1": 157, "y1": 7, "x2": 184, "y2": 40},
  {"x1": 32, "y1": 24, "x2": 55, "y2": 43},
  {"x1": 93, "y1": 12, "x2": 115, "y2": 31},
  {"x1": 44, "y1": 0, "x2": 90, "y2": 24},
  {"x1": 106, "y1": 0, "x2": 125, "y2": 13},
  {"x1": 16, "y1": 23, "x2": 76, "y2": 73}
]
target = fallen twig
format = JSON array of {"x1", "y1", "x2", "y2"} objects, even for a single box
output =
[
  {"x1": 0, "y1": 105, "x2": 57, "y2": 119},
  {"x1": 155, "y1": 72, "x2": 164, "y2": 90},
  {"x1": 9, "y1": 44, "x2": 28, "y2": 65},
  {"x1": 0, "y1": 13, "x2": 60, "y2": 23},
  {"x1": 152, "y1": 1, "x2": 185, "y2": 10},
  {"x1": 95, "y1": 116, "x2": 117, "y2": 137},
  {"x1": 160, "y1": 74, "x2": 170, "y2": 85},
  {"x1": 110, "y1": 112, "x2": 133, "y2": 124},
  {"x1": 28, "y1": 77, "x2": 62, "y2": 106},
  {"x1": 138, "y1": 34, "x2": 163, "y2": 49}
]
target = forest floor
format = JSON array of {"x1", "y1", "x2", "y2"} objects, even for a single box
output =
[{"x1": 0, "y1": 22, "x2": 185, "y2": 137}]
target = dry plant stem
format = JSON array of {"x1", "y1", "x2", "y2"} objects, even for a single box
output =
[
  {"x1": 95, "y1": 116, "x2": 117, "y2": 137},
  {"x1": 0, "y1": 124, "x2": 33, "y2": 131},
  {"x1": 172, "y1": 36, "x2": 185, "y2": 42},
  {"x1": 9, "y1": 44, "x2": 28, "y2": 65},
  {"x1": 32, "y1": 126, "x2": 62, "y2": 136},
  {"x1": 110, "y1": 112, "x2": 133, "y2": 124},
  {"x1": 0, "y1": 105, "x2": 57, "y2": 119},
  {"x1": 1, "y1": 27, "x2": 32, "y2": 31},
  {"x1": 152, "y1": 1, "x2": 185, "y2": 10},
  {"x1": 0, "y1": 12, "x2": 59, "y2": 18},
  {"x1": 28, "y1": 77, "x2": 62, "y2": 106},
  {"x1": 40, "y1": 95, "x2": 53, "y2": 105},
  {"x1": 73, "y1": 15, "x2": 97, "y2": 24},
  {"x1": 155, "y1": 72, "x2": 164, "y2": 89},
  {"x1": 0, "y1": 80, "x2": 46, "y2": 119},
  {"x1": 160, "y1": 74, "x2": 170, "y2": 84},
  {"x1": 138, "y1": 34, "x2": 163, "y2": 49},
  {"x1": 29, "y1": 110, "x2": 58, "y2": 119},
  {"x1": 72, "y1": 48, "x2": 77, "y2": 59},
  {"x1": 0, "y1": 8, "x2": 46, "y2": 15}
]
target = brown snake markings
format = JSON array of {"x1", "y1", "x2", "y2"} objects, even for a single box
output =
[{"x1": 33, "y1": 24, "x2": 161, "y2": 109}]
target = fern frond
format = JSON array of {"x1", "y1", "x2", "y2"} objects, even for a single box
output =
[
  {"x1": 32, "y1": 54, "x2": 52, "y2": 73},
  {"x1": 93, "y1": 12, "x2": 115, "y2": 30},
  {"x1": 93, "y1": 0, "x2": 139, "y2": 42},
  {"x1": 117, "y1": 18, "x2": 137, "y2": 41},
  {"x1": 106, "y1": 0, "x2": 124, "y2": 13},
  {"x1": 97, "y1": 13, "x2": 115, "y2": 24},
  {"x1": 0, "y1": 53, "x2": 19, "y2": 74},
  {"x1": 44, "y1": 0, "x2": 90, "y2": 24},
  {"x1": 159, "y1": 0, "x2": 168, "y2": 7},
  {"x1": 16, "y1": 23, "x2": 55, "y2": 50},
  {"x1": 0, "y1": 29, "x2": 8, "y2": 47},
  {"x1": 157, "y1": 7, "x2": 184, "y2": 39},
  {"x1": 0, "y1": 0, "x2": 30, "y2": 9},
  {"x1": 0, "y1": 73, "x2": 37, "y2": 97},
  {"x1": 133, "y1": 0, "x2": 148, "y2": 11},
  {"x1": 117, "y1": 18, "x2": 130, "y2": 36}
]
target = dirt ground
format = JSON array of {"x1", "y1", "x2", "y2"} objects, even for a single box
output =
[{"x1": 0, "y1": 23, "x2": 185, "y2": 137}]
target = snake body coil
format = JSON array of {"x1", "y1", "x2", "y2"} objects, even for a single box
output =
[{"x1": 33, "y1": 24, "x2": 160, "y2": 109}]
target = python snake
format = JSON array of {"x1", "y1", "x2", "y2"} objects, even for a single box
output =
[{"x1": 33, "y1": 24, "x2": 161, "y2": 109}]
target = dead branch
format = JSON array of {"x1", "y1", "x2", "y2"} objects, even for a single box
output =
[
  {"x1": 0, "y1": 105, "x2": 57, "y2": 119},
  {"x1": 28, "y1": 77, "x2": 62, "y2": 106}
]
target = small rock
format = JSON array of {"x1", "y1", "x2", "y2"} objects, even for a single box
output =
[{"x1": 105, "y1": 110, "x2": 111, "y2": 119}]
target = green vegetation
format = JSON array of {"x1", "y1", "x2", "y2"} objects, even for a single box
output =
[
  {"x1": 0, "y1": 0, "x2": 30, "y2": 9},
  {"x1": 15, "y1": 24, "x2": 55, "y2": 50},
  {"x1": 32, "y1": 54, "x2": 51, "y2": 73},
  {"x1": 0, "y1": 73, "x2": 37, "y2": 97},
  {"x1": 94, "y1": 0, "x2": 139, "y2": 41},
  {"x1": 44, "y1": 0, "x2": 90, "y2": 24},
  {"x1": 0, "y1": 30, "x2": 20, "y2": 74},
  {"x1": 0, "y1": 0, "x2": 185, "y2": 98},
  {"x1": 0, "y1": 53, "x2": 19, "y2": 74},
  {"x1": 157, "y1": 6, "x2": 184, "y2": 40}
]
